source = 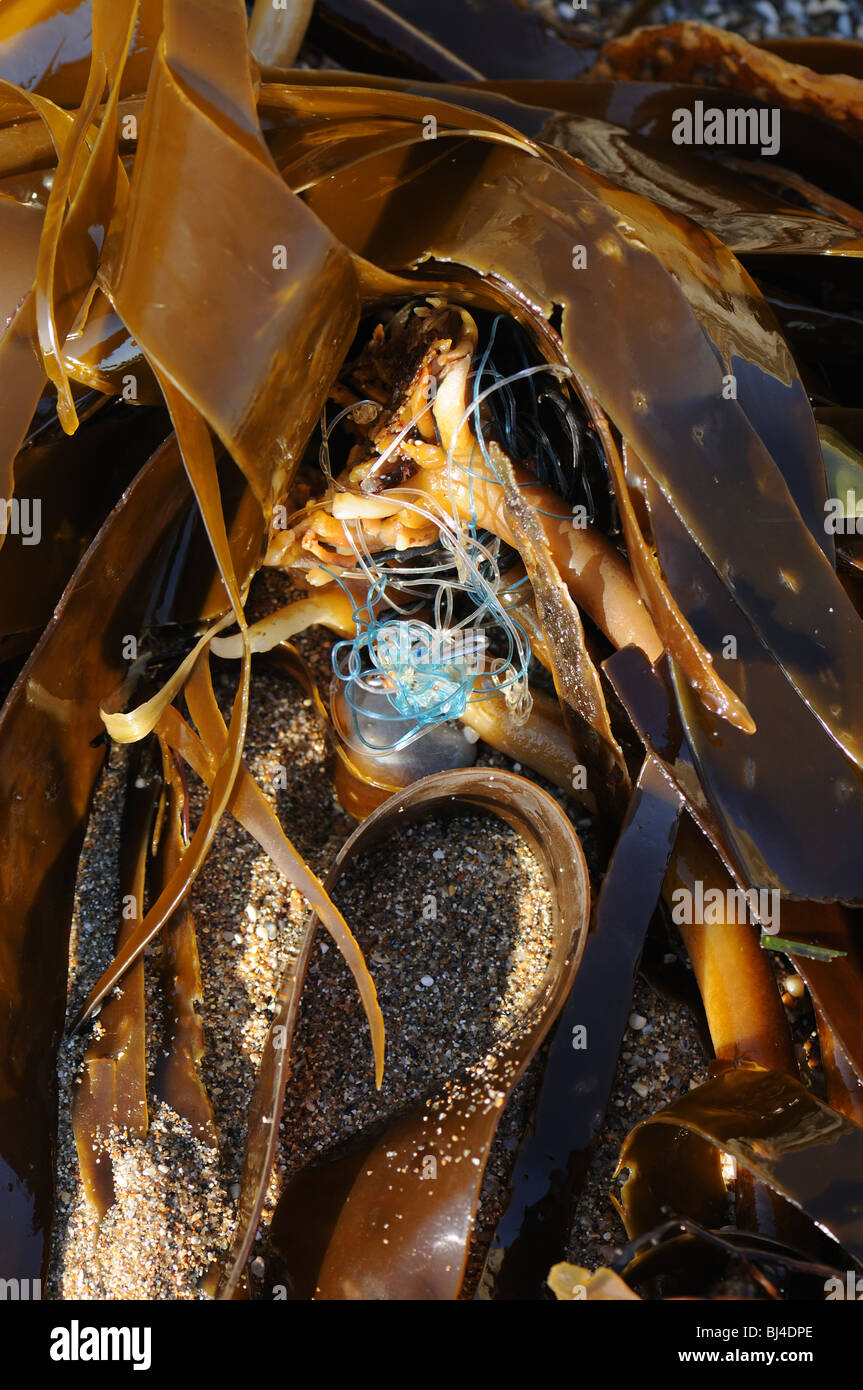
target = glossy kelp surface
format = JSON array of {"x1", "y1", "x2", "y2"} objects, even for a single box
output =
[
  {"x1": 618, "y1": 1065, "x2": 863, "y2": 1267},
  {"x1": 2, "y1": 3, "x2": 863, "y2": 1300},
  {"x1": 480, "y1": 757, "x2": 682, "y2": 1300},
  {"x1": 0, "y1": 436, "x2": 257, "y2": 1279}
]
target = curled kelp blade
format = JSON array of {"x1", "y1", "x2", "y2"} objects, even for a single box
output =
[
  {"x1": 617, "y1": 1064, "x2": 863, "y2": 1268},
  {"x1": 292, "y1": 123, "x2": 863, "y2": 770},
  {"x1": 229, "y1": 768, "x2": 590, "y2": 1302},
  {"x1": 0, "y1": 0, "x2": 164, "y2": 108},
  {"x1": 270, "y1": 79, "x2": 851, "y2": 552},
  {"x1": 614, "y1": 1218, "x2": 849, "y2": 1300},
  {"x1": 0, "y1": 432, "x2": 258, "y2": 1278},
  {"x1": 73, "y1": 0, "x2": 387, "y2": 1030},
  {"x1": 0, "y1": 401, "x2": 170, "y2": 642},
  {"x1": 277, "y1": 86, "x2": 861, "y2": 893},
  {"x1": 103, "y1": 0, "x2": 362, "y2": 520},
  {"x1": 269, "y1": 72, "x2": 863, "y2": 257}
]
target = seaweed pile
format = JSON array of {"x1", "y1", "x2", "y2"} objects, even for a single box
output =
[{"x1": 2, "y1": 0, "x2": 863, "y2": 1302}]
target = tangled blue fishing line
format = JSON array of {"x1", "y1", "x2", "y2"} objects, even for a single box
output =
[
  {"x1": 328, "y1": 512, "x2": 532, "y2": 752},
  {"x1": 326, "y1": 316, "x2": 582, "y2": 753}
]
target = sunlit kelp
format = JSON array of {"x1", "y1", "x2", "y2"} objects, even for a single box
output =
[{"x1": 2, "y1": 1, "x2": 863, "y2": 1301}]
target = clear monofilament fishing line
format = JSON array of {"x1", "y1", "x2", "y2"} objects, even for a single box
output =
[{"x1": 329, "y1": 487, "x2": 533, "y2": 752}]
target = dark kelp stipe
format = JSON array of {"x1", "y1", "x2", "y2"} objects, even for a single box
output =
[{"x1": 2, "y1": 0, "x2": 863, "y2": 1297}]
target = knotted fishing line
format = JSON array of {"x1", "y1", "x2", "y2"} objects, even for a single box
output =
[{"x1": 324, "y1": 314, "x2": 612, "y2": 754}]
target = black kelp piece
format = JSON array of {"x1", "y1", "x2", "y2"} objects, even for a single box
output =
[
  {"x1": 304, "y1": 0, "x2": 596, "y2": 83},
  {"x1": 618, "y1": 1064, "x2": 863, "y2": 1268},
  {"x1": 479, "y1": 757, "x2": 682, "y2": 1300},
  {"x1": 615, "y1": 1218, "x2": 851, "y2": 1300}
]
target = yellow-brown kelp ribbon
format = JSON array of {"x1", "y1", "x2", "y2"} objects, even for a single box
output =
[
  {"x1": 71, "y1": 741, "x2": 159, "y2": 1218},
  {"x1": 35, "y1": 0, "x2": 138, "y2": 432},
  {"x1": 151, "y1": 676, "x2": 386, "y2": 1090},
  {"x1": 104, "y1": 0, "x2": 361, "y2": 519},
  {"x1": 0, "y1": 0, "x2": 164, "y2": 108},
  {"x1": 150, "y1": 738, "x2": 219, "y2": 1147},
  {"x1": 0, "y1": 0, "x2": 143, "y2": 524},
  {"x1": 266, "y1": 71, "x2": 863, "y2": 256}
]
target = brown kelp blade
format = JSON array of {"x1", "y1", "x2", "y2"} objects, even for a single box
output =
[
  {"x1": 150, "y1": 739, "x2": 218, "y2": 1146},
  {"x1": 647, "y1": 481, "x2": 863, "y2": 904},
  {"x1": 295, "y1": 123, "x2": 863, "y2": 770},
  {"x1": 617, "y1": 1064, "x2": 863, "y2": 1266},
  {"x1": 272, "y1": 72, "x2": 863, "y2": 256},
  {"x1": 228, "y1": 768, "x2": 590, "y2": 1301},
  {"x1": 0, "y1": 0, "x2": 165, "y2": 108},
  {"x1": 484, "y1": 439, "x2": 630, "y2": 821},
  {"x1": 480, "y1": 757, "x2": 682, "y2": 1301},
  {"x1": 104, "y1": 0, "x2": 361, "y2": 520},
  {"x1": 0, "y1": 402, "x2": 171, "y2": 641}
]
